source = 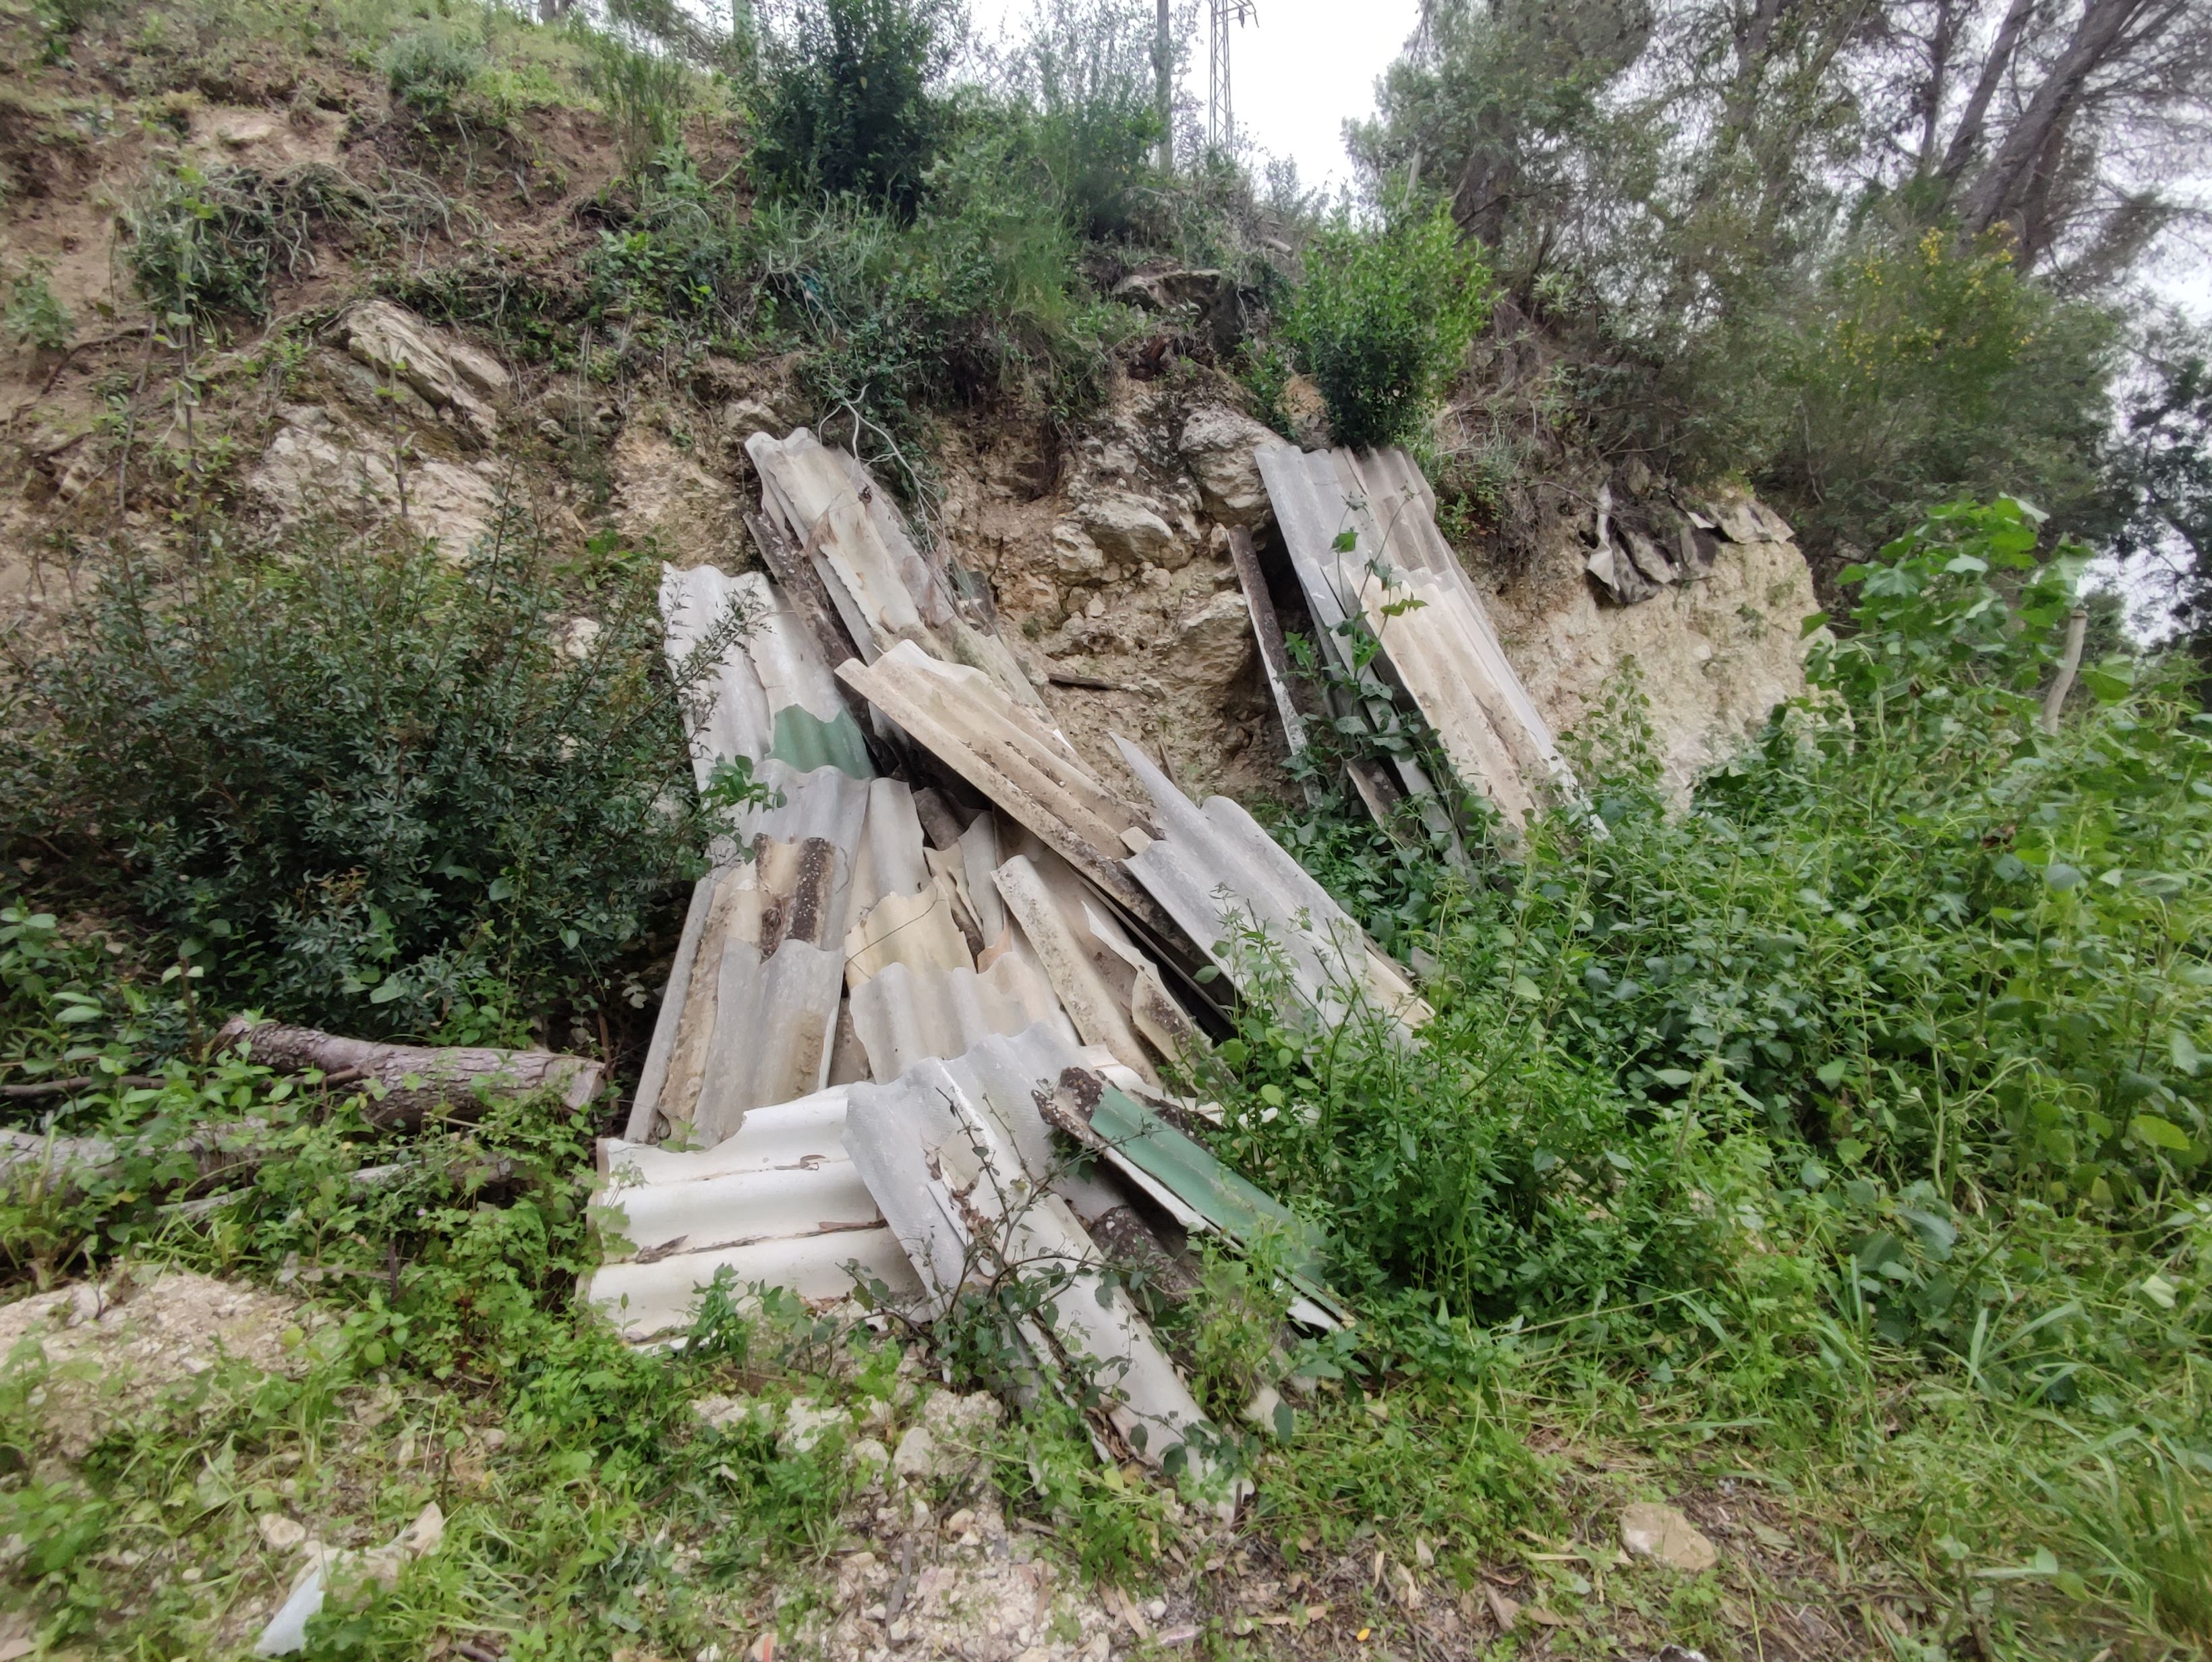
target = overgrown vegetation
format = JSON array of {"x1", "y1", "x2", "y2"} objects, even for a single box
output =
[
  {"x1": 1286, "y1": 204, "x2": 1492, "y2": 451},
  {"x1": 1351, "y1": 0, "x2": 2208, "y2": 599},
  {"x1": 3, "y1": 523, "x2": 723, "y2": 1046},
  {"x1": 1253, "y1": 499, "x2": 2212, "y2": 1649},
  {"x1": 5, "y1": 0, "x2": 2211, "y2": 1657}
]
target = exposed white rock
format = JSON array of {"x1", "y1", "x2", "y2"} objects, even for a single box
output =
[
  {"x1": 1074, "y1": 491, "x2": 1177, "y2": 567},
  {"x1": 341, "y1": 301, "x2": 507, "y2": 440},
  {"x1": 1620, "y1": 1501, "x2": 1720, "y2": 1572},
  {"x1": 781, "y1": 1396, "x2": 850, "y2": 1454},
  {"x1": 1177, "y1": 404, "x2": 1277, "y2": 528},
  {"x1": 0, "y1": 1269, "x2": 311, "y2": 1461},
  {"x1": 249, "y1": 405, "x2": 505, "y2": 555},
  {"x1": 890, "y1": 1423, "x2": 938, "y2": 1483},
  {"x1": 1044, "y1": 521, "x2": 1107, "y2": 580},
  {"x1": 1486, "y1": 519, "x2": 1817, "y2": 803},
  {"x1": 612, "y1": 425, "x2": 747, "y2": 569}
]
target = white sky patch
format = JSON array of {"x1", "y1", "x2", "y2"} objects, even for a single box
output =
[{"x1": 964, "y1": 0, "x2": 1421, "y2": 195}]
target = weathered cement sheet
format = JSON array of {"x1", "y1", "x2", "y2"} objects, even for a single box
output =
[
  {"x1": 1113, "y1": 737, "x2": 1428, "y2": 1036},
  {"x1": 843, "y1": 1027, "x2": 1234, "y2": 1498},
  {"x1": 587, "y1": 1085, "x2": 921, "y2": 1340},
  {"x1": 748, "y1": 428, "x2": 1047, "y2": 714},
  {"x1": 660, "y1": 563, "x2": 873, "y2": 789},
  {"x1": 1256, "y1": 440, "x2": 1577, "y2": 828},
  {"x1": 837, "y1": 643, "x2": 1167, "y2": 929}
]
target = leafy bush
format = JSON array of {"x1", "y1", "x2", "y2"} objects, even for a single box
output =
[
  {"x1": 1287, "y1": 203, "x2": 1492, "y2": 450},
  {"x1": 748, "y1": 156, "x2": 1134, "y2": 477},
  {"x1": 123, "y1": 163, "x2": 280, "y2": 322},
  {"x1": 382, "y1": 25, "x2": 486, "y2": 124},
  {"x1": 586, "y1": 143, "x2": 745, "y2": 326},
  {"x1": 1758, "y1": 228, "x2": 2120, "y2": 562},
  {"x1": 749, "y1": 0, "x2": 960, "y2": 217},
  {"x1": 1287, "y1": 500, "x2": 2208, "y2": 1222},
  {"x1": 3, "y1": 262, "x2": 74, "y2": 350},
  {"x1": 4, "y1": 525, "x2": 732, "y2": 1041},
  {"x1": 1010, "y1": 0, "x2": 1167, "y2": 242}
]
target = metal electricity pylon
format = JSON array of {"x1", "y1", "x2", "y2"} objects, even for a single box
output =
[{"x1": 1208, "y1": 0, "x2": 1257, "y2": 150}]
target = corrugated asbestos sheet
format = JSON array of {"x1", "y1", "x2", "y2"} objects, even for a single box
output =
[
  {"x1": 587, "y1": 1086, "x2": 922, "y2": 1341},
  {"x1": 1113, "y1": 736, "x2": 1430, "y2": 1037},
  {"x1": 591, "y1": 430, "x2": 1362, "y2": 1517},
  {"x1": 1255, "y1": 440, "x2": 1578, "y2": 832},
  {"x1": 836, "y1": 642, "x2": 1172, "y2": 934},
  {"x1": 844, "y1": 1025, "x2": 1242, "y2": 1505},
  {"x1": 747, "y1": 428, "x2": 1045, "y2": 714}
]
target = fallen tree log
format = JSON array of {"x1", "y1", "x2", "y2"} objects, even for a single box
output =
[
  {"x1": 1, "y1": 1120, "x2": 527, "y2": 1215},
  {"x1": 216, "y1": 1019, "x2": 604, "y2": 1129}
]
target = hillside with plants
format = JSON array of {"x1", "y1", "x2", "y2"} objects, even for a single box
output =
[{"x1": 0, "y1": 1, "x2": 2207, "y2": 1659}]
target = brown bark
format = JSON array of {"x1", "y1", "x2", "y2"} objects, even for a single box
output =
[
  {"x1": 1935, "y1": 0, "x2": 2037, "y2": 187},
  {"x1": 215, "y1": 1018, "x2": 605, "y2": 1129},
  {"x1": 1959, "y1": 0, "x2": 2159, "y2": 241}
]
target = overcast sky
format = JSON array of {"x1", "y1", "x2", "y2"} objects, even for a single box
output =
[{"x1": 965, "y1": 0, "x2": 1424, "y2": 197}]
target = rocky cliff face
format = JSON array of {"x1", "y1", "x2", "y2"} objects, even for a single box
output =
[{"x1": 1, "y1": 66, "x2": 1813, "y2": 817}]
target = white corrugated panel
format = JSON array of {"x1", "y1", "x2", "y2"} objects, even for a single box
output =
[
  {"x1": 1113, "y1": 737, "x2": 1428, "y2": 1035},
  {"x1": 1257, "y1": 440, "x2": 1581, "y2": 829},
  {"x1": 587, "y1": 1084, "x2": 921, "y2": 1340}
]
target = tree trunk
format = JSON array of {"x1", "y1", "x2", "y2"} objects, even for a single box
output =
[
  {"x1": 216, "y1": 1019, "x2": 605, "y2": 1129},
  {"x1": 1935, "y1": 0, "x2": 2037, "y2": 189},
  {"x1": 1959, "y1": 0, "x2": 2154, "y2": 243}
]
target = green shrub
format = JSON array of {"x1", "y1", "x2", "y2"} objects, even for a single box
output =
[
  {"x1": 3, "y1": 525, "x2": 735, "y2": 1041},
  {"x1": 749, "y1": 0, "x2": 960, "y2": 217},
  {"x1": 382, "y1": 25, "x2": 486, "y2": 124},
  {"x1": 1290, "y1": 499, "x2": 2211, "y2": 1221},
  {"x1": 576, "y1": 19, "x2": 694, "y2": 170},
  {"x1": 1012, "y1": 0, "x2": 1167, "y2": 242},
  {"x1": 749, "y1": 150, "x2": 1134, "y2": 480},
  {"x1": 3, "y1": 262, "x2": 74, "y2": 350},
  {"x1": 123, "y1": 163, "x2": 279, "y2": 322},
  {"x1": 1287, "y1": 203, "x2": 1492, "y2": 450},
  {"x1": 586, "y1": 143, "x2": 745, "y2": 326}
]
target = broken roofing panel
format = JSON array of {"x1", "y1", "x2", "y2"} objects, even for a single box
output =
[
  {"x1": 1256, "y1": 440, "x2": 1579, "y2": 831},
  {"x1": 848, "y1": 958, "x2": 1074, "y2": 1083},
  {"x1": 629, "y1": 840, "x2": 848, "y2": 1147},
  {"x1": 1039, "y1": 1070, "x2": 1347, "y2": 1328},
  {"x1": 660, "y1": 563, "x2": 873, "y2": 789},
  {"x1": 843, "y1": 1027, "x2": 1237, "y2": 1498},
  {"x1": 1113, "y1": 736, "x2": 1428, "y2": 1037},
  {"x1": 748, "y1": 428, "x2": 1046, "y2": 714},
  {"x1": 588, "y1": 1085, "x2": 922, "y2": 1340},
  {"x1": 837, "y1": 642, "x2": 1171, "y2": 934},
  {"x1": 1341, "y1": 447, "x2": 1575, "y2": 798}
]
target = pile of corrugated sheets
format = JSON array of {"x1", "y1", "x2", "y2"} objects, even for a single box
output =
[
  {"x1": 1256, "y1": 442, "x2": 1579, "y2": 834},
  {"x1": 588, "y1": 430, "x2": 1413, "y2": 1497}
]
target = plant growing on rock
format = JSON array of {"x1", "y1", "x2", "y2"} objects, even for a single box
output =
[{"x1": 1286, "y1": 203, "x2": 1492, "y2": 451}]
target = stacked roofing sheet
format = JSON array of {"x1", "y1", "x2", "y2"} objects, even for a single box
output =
[
  {"x1": 1255, "y1": 441, "x2": 1578, "y2": 832},
  {"x1": 589, "y1": 430, "x2": 1430, "y2": 1507}
]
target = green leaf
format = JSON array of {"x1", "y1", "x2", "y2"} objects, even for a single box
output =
[
  {"x1": 1332, "y1": 529, "x2": 1358, "y2": 552},
  {"x1": 486, "y1": 876, "x2": 515, "y2": 901},
  {"x1": 1815, "y1": 1060, "x2": 1849, "y2": 1087},
  {"x1": 2080, "y1": 665, "x2": 2132, "y2": 702},
  {"x1": 2043, "y1": 862, "x2": 2081, "y2": 890},
  {"x1": 1651, "y1": 1068, "x2": 1694, "y2": 1088},
  {"x1": 2131, "y1": 1114, "x2": 2192, "y2": 1153},
  {"x1": 1509, "y1": 974, "x2": 1542, "y2": 1002},
  {"x1": 2172, "y1": 1029, "x2": 2203, "y2": 1079}
]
